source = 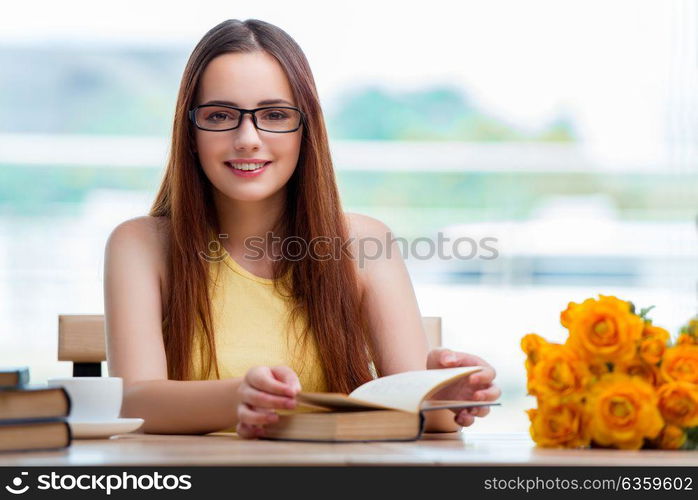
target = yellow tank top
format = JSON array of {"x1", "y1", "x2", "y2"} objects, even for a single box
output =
[{"x1": 190, "y1": 250, "x2": 329, "y2": 395}]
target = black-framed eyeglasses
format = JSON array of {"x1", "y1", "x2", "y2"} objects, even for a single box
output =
[{"x1": 188, "y1": 104, "x2": 304, "y2": 133}]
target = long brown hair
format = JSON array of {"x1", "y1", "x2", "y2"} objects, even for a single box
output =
[{"x1": 149, "y1": 19, "x2": 375, "y2": 393}]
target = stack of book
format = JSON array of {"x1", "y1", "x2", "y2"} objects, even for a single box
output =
[{"x1": 0, "y1": 367, "x2": 72, "y2": 452}]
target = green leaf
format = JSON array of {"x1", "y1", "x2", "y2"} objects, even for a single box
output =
[
  {"x1": 682, "y1": 426, "x2": 698, "y2": 450},
  {"x1": 639, "y1": 305, "x2": 656, "y2": 320}
]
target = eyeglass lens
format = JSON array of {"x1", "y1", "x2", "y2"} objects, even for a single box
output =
[{"x1": 195, "y1": 106, "x2": 301, "y2": 132}]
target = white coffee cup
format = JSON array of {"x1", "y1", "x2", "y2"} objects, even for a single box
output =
[{"x1": 47, "y1": 377, "x2": 123, "y2": 422}]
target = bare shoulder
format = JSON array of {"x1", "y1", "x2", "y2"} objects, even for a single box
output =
[
  {"x1": 343, "y1": 212, "x2": 398, "y2": 291},
  {"x1": 105, "y1": 215, "x2": 170, "y2": 286},
  {"x1": 343, "y1": 212, "x2": 393, "y2": 241},
  {"x1": 104, "y1": 216, "x2": 171, "y2": 385},
  {"x1": 106, "y1": 215, "x2": 169, "y2": 254}
]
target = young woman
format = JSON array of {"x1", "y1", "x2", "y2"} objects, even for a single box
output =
[{"x1": 104, "y1": 19, "x2": 500, "y2": 438}]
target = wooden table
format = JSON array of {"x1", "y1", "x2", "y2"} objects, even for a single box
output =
[{"x1": 1, "y1": 432, "x2": 696, "y2": 466}]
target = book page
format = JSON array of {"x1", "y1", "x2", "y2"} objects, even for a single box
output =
[
  {"x1": 348, "y1": 366, "x2": 483, "y2": 413},
  {"x1": 420, "y1": 400, "x2": 501, "y2": 411},
  {"x1": 297, "y1": 392, "x2": 394, "y2": 411}
]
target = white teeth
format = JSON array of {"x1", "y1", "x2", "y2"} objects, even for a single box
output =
[{"x1": 229, "y1": 162, "x2": 267, "y2": 171}]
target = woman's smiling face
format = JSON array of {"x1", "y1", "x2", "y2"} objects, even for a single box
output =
[{"x1": 193, "y1": 51, "x2": 302, "y2": 203}]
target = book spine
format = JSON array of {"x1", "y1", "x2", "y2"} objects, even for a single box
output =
[
  {"x1": 0, "y1": 416, "x2": 69, "y2": 427},
  {"x1": 0, "y1": 387, "x2": 71, "y2": 421},
  {"x1": 0, "y1": 367, "x2": 30, "y2": 388},
  {"x1": 415, "y1": 412, "x2": 426, "y2": 439},
  {"x1": 62, "y1": 386, "x2": 72, "y2": 418},
  {"x1": 0, "y1": 420, "x2": 72, "y2": 453}
]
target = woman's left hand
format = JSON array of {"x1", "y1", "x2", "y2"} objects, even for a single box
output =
[{"x1": 426, "y1": 348, "x2": 501, "y2": 427}]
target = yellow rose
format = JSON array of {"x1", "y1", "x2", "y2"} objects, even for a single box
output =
[
  {"x1": 639, "y1": 324, "x2": 670, "y2": 365},
  {"x1": 530, "y1": 344, "x2": 591, "y2": 398},
  {"x1": 564, "y1": 295, "x2": 644, "y2": 364},
  {"x1": 640, "y1": 337, "x2": 668, "y2": 365},
  {"x1": 527, "y1": 398, "x2": 590, "y2": 448},
  {"x1": 642, "y1": 324, "x2": 670, "y2": 340},
  {"x1": 657, "y1": 381, "x2": 698, "y2": 427},
  {"x1": 660, "y1": 345, "x2": 698, "y2": 384},
  {"x1": 677, "y1": 334, "x2": 696, "y2": 346},
  {"x1": 678, "y1": 319, "x2": 698, "y2": 346},
  {"x1": 655, "y1": 425, "x2": 687, "y2": 450},
  {"x1": 588, "y1": 361, "x2": 611, "y2": 379},
  {"x1": 521, "y1": 333, "x2": 552, "y2": 394},
  {"x1": 682, "y1": 318, "x2": 698, "y2": 336},
  {"x1": 560, "y1": 301, "x2": 580, "y2": 329},
  {"x1": 587, "y1": 373, "x2": 664, "y2": 450},
  {"x1": 521, "y1": 333, "x2": 549, "y2": 370},
  {"x1": 616, "y1": 357, "x2": 661, "y2": 387}
]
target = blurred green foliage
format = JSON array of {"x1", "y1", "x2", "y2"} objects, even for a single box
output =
[
  {"x1": 0, "y1": 165, "x2": 160, "y2": 214},
  {"x1": 2, "y1": 44, "x2": 689, "y2": 234},
  {"x1": 0, "y1": 46, "x2": 184, "y2": 135},
  {"x1": 0, "y1": 46, "x2": 575, "y2": 141},
  {"x1": 1, "y1": 165, "x2": 694, "y2": 225},
  {"x1": 326, "y1": 85, "x2": 576, "y2": 142}
]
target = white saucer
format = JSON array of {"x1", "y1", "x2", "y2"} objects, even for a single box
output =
[{"x1": 67, "y1": 418, "x2": 144, "y2": 439}]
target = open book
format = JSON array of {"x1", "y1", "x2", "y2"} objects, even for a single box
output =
[{"x1": 262, "y1": 366, "x2": 500, "y2": 442}]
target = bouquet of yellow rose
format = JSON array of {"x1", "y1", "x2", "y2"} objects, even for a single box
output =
[{"x1": 521, "y1": 295, "x2": 698, "y2": 450}]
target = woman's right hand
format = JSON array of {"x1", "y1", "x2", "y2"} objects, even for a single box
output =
[{"x1": 236, "y1": 365, "x2": 301, "y2": 439}]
